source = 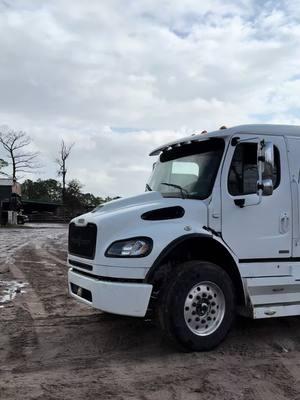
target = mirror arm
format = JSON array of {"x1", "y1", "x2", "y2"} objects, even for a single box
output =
[{"x1": 234, "y1": 199, "x2": 245, "y2": 208}]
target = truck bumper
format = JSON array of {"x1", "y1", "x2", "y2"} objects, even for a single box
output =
[{"x1": 68, "y1": 268, "x2": 153, "y2": 317}]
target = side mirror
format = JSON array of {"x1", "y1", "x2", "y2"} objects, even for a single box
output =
[
  {"x1": 263, "y1": 142, "x2": 274, "y2": 181},
  {"x1": 258, "y1": 141, "x2": 274, "y2": 197},
  {"x1": 261, "y1": 178, "x2": 273, "y2": 196},
  {"x1": 152, "y1": 162, "x2": 157, "y2": 171}
]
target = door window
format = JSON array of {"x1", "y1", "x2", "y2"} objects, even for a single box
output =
[{"x1": 228, "y1": 143, "x2": 280, "y2": 196}]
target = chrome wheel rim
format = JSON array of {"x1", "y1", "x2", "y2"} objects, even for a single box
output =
[{"x1": 184, "y1": 281, "x2": 225, "y2": 336}]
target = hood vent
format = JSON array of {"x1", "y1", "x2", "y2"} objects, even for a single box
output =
[{"x1": 141, "y1": 206, "x2": 185, "y2": 221}]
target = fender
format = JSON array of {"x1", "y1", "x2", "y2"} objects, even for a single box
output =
[
  {"x1": 145, "y1": 233, "x2": 246, "y2": 306},
  {"x1": 145, "y1": 233, "x2": 210, "y2": 282}
]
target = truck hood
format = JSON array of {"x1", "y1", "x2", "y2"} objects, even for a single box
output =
[
  {"x1": 70, "y1": 191, "x2": 210, "y2": 271},
  {"x1": 75, "y1": 191, "x2": 208, "y2": 224},
  {"x1": 92, "y1": 191, "x2": 165, "y2": 215},
  {"x1": 72, "y1": 191, "x2": 209, "y2": 237}
]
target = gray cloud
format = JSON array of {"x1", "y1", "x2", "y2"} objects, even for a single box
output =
[{"x1": 0, "y1": 0, "x2": 300, "y2": 196}]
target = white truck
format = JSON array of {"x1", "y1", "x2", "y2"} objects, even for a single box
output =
[{"x1": 68, "y1": 124, "x2": 300, "y2": 351}]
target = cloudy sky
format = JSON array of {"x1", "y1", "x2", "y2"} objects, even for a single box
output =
[{"x1": 0, "y1": 0, "x2": 300, "y2": 197}]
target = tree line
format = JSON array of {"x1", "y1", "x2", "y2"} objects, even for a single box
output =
[
  {"x1": 22, "y1": 178, "x2": 117, "y2": 215},
  {"x1": 0, "y1": 127, "x2": 117, "y2": 216}
]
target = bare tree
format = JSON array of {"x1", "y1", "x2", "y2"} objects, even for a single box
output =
[
  {"x1": 56, "y1": 140, "x2": 74, "y2": 204},
  {"x1": 0, "y1": 129, "x2": 39, "y2": 180},
  {"x1": 0, "y1": 159, "x2": 8, "y2": 176}
]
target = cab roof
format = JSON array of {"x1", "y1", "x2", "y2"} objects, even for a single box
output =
[{"x1": 149, "y1": 124, "x2": 300, "y2": 156}]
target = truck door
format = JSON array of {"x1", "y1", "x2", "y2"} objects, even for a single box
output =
[
  {"x1": 221, "y1": 134, "x2": 292, "y2": 259},
  {"x1": 286, "y1": 137, "x2": 300, "y2": 257}
]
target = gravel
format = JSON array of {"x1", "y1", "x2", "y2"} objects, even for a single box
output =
[{"x1": 0, "y1": 224, "x2": 300, "y2": 400}]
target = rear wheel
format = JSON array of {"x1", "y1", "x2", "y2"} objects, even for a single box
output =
[{"x1": 158, "y1": 261, "x2": 235, "y2": 351}]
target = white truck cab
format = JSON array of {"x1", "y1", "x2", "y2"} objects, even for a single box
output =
[{"x1": 68, "y1": 124, "x2": 300, "y2": 351}]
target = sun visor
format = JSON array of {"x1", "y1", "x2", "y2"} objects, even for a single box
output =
[{"x1": 149, "y1": 133, "x2": 227, "y2": 156}]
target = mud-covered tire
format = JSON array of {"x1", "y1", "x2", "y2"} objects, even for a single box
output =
[{"x1": 157, "y1": 261, "x2": 235, "y2": 351}]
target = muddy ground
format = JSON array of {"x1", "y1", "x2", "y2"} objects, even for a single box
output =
[{"x1": 0, "y1": 224, "x2": 300, "y2": 400}]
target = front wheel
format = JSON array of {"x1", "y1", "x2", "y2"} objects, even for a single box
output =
[{"x1": 158, "y1": 261, "x2": 236, "y2": 351}]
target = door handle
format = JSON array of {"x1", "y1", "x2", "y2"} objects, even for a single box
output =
[{"x1": 280, "y1": 213, "x2": 289, "y2": 234}]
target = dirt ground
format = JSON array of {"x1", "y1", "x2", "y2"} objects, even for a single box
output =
[{"x1": 0, "y1": 224, "x2": 300, "y2": 400}]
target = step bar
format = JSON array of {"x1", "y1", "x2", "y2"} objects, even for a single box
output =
[{"x1": 244, "y1": 276, "x2": 300, "y2": 319}]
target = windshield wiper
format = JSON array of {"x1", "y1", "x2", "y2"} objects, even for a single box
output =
[
  {"x1": 145, "y1": 183, "x2": 152, "y2": 191},
  {"x1": 161, "y1": 182, "x2": 188, "y2": 199}
]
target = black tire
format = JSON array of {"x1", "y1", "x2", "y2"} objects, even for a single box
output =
[{"x1": 157, "y1": 260, "x2": 236, "y2": 352}]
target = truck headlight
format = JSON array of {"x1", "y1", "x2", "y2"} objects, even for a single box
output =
[{"x1": 105, "y1": 237, "x2": 153, "y2": 257}]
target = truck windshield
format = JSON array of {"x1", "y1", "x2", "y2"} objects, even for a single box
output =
[{"x1": 147, "y1": 138, "x2": 225, "y2": 200}]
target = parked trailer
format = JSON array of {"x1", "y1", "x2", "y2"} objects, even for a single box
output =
[{"x1": 68, "y1": 124, "x2": 300, "y2": 351}]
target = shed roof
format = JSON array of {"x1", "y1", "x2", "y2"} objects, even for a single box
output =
[{"x1": 22, "y1": 199, "x2": 62, "y2": 206}]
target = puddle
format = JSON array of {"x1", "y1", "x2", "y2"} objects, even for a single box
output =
[
  {"x1": 0, "y1": 280, "x2": 27, "y2": 305},
  {"x1": 21, "y1": 261, "x2": 56, "y2": 266}
]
